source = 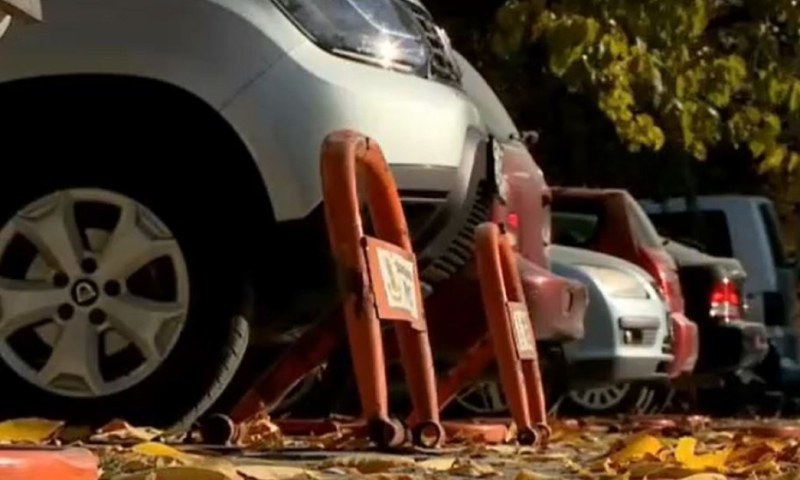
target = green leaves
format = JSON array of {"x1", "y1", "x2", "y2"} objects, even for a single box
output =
[
  {"x1": 488, "y1": 0, "x2": 800, "y2": 174},
  {"x1": 544, "y1": 15, "x2": 599, "y2": 76}
]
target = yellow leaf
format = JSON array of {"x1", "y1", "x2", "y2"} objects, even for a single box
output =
[
  {"x1": 92, "y1": 419, "x2": 162, "y2": 442},
  {"x1": 416, "y1": 457, "x2": 456, "y2": 471},
  {"x1": 675, "y1": 437, "x2": 698, "y2": 464},
  {"x1": 131, "y1": 442, "x2": 189, "y2": 462},
  {"x1": 321, "y1": 455, "x2": 415, "y2": 474},
  {"x1": 237, "y1": 464, "x2": 321, "y2": 480},
  {"x1": 674, "y1": 437, "x2": 730, "y2": 471},
  {"x1": 0, "y1": 418, "x2": 63, "y2": 443},
  {"x1": 515, "y1": 470, "x2": 556, "y2": 480},
  {"x1": 609, "y1": 434, "x2": 664, "y2": 463}
]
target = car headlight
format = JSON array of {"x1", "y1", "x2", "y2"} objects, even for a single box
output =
[
  {"x1": 575, "y1": 265, "x2": 649, "y2": 299},
  {"x1": 273, "y1": 0, "x2": 429, "y2": 74},
  {"x1": 490, "y1": 139, "x2": 509, "y2": 203}
]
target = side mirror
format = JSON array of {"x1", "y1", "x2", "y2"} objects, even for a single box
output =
[{"x1": 520, "y1": 130, "x2": 539, "y2": 150}]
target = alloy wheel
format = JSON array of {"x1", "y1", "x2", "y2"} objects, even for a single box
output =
[{"x1": 0, "y1": 189, "x2": 190, "y2": 398}]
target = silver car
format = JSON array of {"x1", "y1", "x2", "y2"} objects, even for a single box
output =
[
  {"x1": 0, "y1": 0, "x2": 490, "y2": 428},
  {"x1": 455, "y1": 246, "x2": 673, "y2": 416},
  {"x1": 551, "y1": 246, "x2": 673, "y2": 415}
]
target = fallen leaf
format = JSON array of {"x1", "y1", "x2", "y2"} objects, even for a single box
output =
[
  {"x1": 629, "y1": 465, "x2": 701, "y2": 479},
  {"x1": 361, "y1": 475, "x2": 419, "y2": 480},
  {"x1": 0, "y1": 418, "x2": 64, "y2": 443},
  {"x1": 514, "y1": 470, "x2": 556, "y2": 480},
  {"x1": 626, "y1": 461, "x2": 671, "y2": 478},
  {"x1": 448, "y1": 458, "x2": 499, "y2": 478},
  {"x1": 58, "y1": 425, "x2": 94, "y2": 444},
  {"x1": 678, "y1": 475, "x2": 728, "y2": 480},
  {"x1": 321, "y1": 455, "x2": 415, "y2": 474},
  {"x1": 131, "y1": 442, "x2": 190, "y2": 462},
  {"x1": 237, "y1": 464, "x2": 321, "y2": 480},
  {"x1": 92, "y1": 420, "x2": 162, "y2": 443},
  {"x1": 609, "y1": 434, "x2": 664, "y2": 464},
  {"x1": 674, "y1": 437, "x2": 729, "y2": 471},
  {"x1": 234, "y1": 412, "x2": 283, "y2": 449},
  {"x1": 416, "y1": 457, "x2": 456, "y2": 471},
  {"x1": 728, "y1": 459, "x2": 781, "y2": 475},
  {"x1": 112, "y1": 466, "x2": 236, "y2": 480}
]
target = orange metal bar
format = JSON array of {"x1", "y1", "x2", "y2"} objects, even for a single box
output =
[
  {"x1": 225, "y1": 131, "x2": 443, "y2": 449},
  {"x1": 320, "y1": 130, "x2": 442, "y2": 448},
  {"x1": 496, "y1": 229, "x2": 549, "y2": 441},
  {"x1": 229, "y1": 315, "x2": 346, "y2": 423},
  {"x1": 476, "y1": 223, "x2": 535, "y2": 444},
  {"x1": 415, "y1": 223, "x2": 548, "y2": 445},
  {"x1": 0, "y1": 448, "x2": 98, "y2": 480}
]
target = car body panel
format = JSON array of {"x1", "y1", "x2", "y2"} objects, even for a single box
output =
[
  {"x1": 453, "y1": 51, "x2": 588, "y2": 342},
  {"x1": 0, "y1": 0, "x2": 485, "y2": 223},
  {"x1": 549, "y1": 245, "x2": 672, "y2": 387},
  {"x1": 640, "y1": 195, "x2": 796, "y2": 328},
  {"x1": 551, "y1": 188, "x2": 699, "y2": 376}
]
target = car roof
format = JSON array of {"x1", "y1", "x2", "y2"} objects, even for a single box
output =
[
  {"x1": 640, "y1": 195, "x2": 772, "y2": 211},
  {"x1": 551, "y1": 187, "x2": 629, "y2": 200}
]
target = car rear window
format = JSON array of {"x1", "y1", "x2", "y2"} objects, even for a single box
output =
[
  {"x1": 551, "y1": 211, "x2": 601, "y2": 247},
  {"x1": 646, "y1": 209, "x2": 734, "y2": 257},
  {"x1": 758, "y1": 203, "x2": 790, "y2": 267}
]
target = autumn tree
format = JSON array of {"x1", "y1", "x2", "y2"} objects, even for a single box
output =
[{"x1": 486, "y1": 2, "x2": 800, "y2": 190}]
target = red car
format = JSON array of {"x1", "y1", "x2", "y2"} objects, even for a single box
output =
[
  {"x1": 497, "y1": 141, "x2": 588, "y2": 343},
  {"x1": 549, "y1": 188, "x2": 699, "y2": 379}
]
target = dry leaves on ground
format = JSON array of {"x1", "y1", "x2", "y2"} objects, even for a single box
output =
[{"x1": 4, "y1": 416, "x2": 800, "y2": 478}]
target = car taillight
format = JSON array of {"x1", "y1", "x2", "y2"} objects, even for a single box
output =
[
  {"x1": 641, "y1": 248, "x2": 684, "y2": 312},
  {"x1": 506, "y1": 212, "x2": 519, "y2": 248},
  {"x1": 709, "y1": 279, "x2": 741, "y2": 322}
]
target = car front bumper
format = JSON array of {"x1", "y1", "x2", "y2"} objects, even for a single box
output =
[{"x1": 555, "y1": 261, "x2": 673, "y2": 387}]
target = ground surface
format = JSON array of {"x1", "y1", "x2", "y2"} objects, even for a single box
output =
[{"x1": 5, "y1": 415, "x2": 800, "y2": 479}]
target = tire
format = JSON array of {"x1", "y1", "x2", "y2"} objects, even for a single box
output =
[
  {"x1": 556, "y1": 382, "x2": 670, "y2": 417},
  {"x1": 0, "y1": 176, "x2": 252, "y2": 429},
  {"x1": 171, "y1": 315, "x2": 249, "y2": 433}
]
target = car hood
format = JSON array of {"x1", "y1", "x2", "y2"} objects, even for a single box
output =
[{"x1": 548, "y1": 244, "x2": 655, "y2": 283}]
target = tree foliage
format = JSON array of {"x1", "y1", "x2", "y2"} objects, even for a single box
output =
[{"x1": 489, "y1": 0, "x2": 800, "y2": 180}]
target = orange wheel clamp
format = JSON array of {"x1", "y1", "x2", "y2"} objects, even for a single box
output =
[
  {"x1": 228, "y1": 130, "x2": 444, "y2": 449},
  {"x1": 412, "y1": 223, "x2": 550, "y2": 446},
  {"x1": 0, "y1": 448, "x2": 98, "y2": 480}
]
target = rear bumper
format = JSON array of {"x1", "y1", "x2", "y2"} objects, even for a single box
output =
[
  {"x1": 695, "y1": 320, "x2": 768, "y2": 374},
  {"x1": 517, "y1": 255, "x2": 588, "y2": 342},
  {"x1": 668, "y1": 313, "x2": 699, "y2": 377}
]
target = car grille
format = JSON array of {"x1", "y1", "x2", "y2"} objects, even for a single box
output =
[
  {"x1": 406, "y1": 5, "x2": 462, "y2": 85},
  {"x1": 422, "y1": 181, "x2": 492, "y2": 283}
]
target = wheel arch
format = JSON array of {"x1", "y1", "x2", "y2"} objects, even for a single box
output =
[{"x1": 0, "y1": 73, "x2": 277, "y2": 290}]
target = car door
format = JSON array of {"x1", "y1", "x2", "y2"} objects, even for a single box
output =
[{"x1": 757, "y1": 201, "x2": 797, "y2": 328}]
